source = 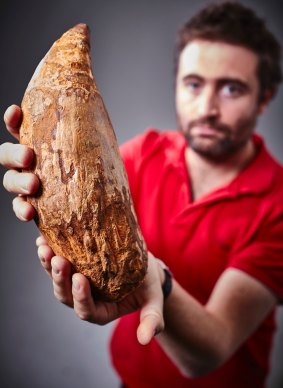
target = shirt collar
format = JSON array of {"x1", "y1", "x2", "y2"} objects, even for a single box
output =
[
  {"x1": 227, "y1": 134, "x2": 278, "y2": 196},
  {"x1": 176, "y1": 132, "x2": 279, "y2": 210},
  {"x1": 164, "y1": 131, "x2": 278, "y2": 198}
]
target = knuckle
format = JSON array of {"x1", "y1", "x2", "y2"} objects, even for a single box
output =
[
  {"x1": 75, "y1": 292, "x2": 88, "y2": 305},
  {"x1": 52, "y1": 274, "x2": 64, "y2": 288},
  {"x1": 77, "y1": 312, "x2": 89, "y2": 321},
  {"x1": 75, "y1": 309, "x2": 92, "y2": 322},
  {"x1": 53, "y1": 288, "x2": 69, "y2": 305},
  {"x1": 74, "y1": 295, "x2": 94, "y2": 322},
  {"x1": 96, "y1": 318, "x2": 108, "y2": 326}
]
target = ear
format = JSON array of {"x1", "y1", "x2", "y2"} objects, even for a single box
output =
[{"x1": 257, "y1": 89, "x2": 273, "y2": 115}]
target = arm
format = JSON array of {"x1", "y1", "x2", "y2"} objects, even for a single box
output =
[
  {"x1": 157, "y1": 268, "x2": 276, "y2": 377},
  {"x1": 1, "y1": 105, "x2": 277, "y2": 377},
  {"x1": 38, "y1": 235, "x2": 276, "y2": 378}
]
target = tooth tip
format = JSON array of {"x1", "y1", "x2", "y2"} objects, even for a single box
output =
[{"x1": 72, "y1": 23, "x2": 90, "y2": 35}]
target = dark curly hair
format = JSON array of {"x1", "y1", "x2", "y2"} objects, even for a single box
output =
[{"x1": 174, "y1": 1, "x2": 282, "y2": 102}]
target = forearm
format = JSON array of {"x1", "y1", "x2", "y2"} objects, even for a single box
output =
[
  {"x1": 156, "y1": 269, "x2": 276, "y2": 378},
  {"x1": 156, "y1": 280, "x2": 231, "y2": 378}
]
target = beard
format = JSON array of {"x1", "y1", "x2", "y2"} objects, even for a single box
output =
[{"x1": 180, "y1": 114, "x2": 257, "y2": 161}]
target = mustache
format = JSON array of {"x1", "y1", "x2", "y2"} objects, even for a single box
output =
[{"x1": 187, "y1": 117, "x2": 231, "y2": 134}]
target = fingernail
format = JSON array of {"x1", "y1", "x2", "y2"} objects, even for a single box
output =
[
  {"x1": 39, "y1": 254, "x2": 46, "y2": 263},
  {"x1": 52, "y1": 263, "x2": 60, "y2": 275},
  {"x1": 72, "y1": 277, "x2": 80, "y2": 291}
]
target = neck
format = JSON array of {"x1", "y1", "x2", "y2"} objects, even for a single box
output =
[{"x1": 186, "y1": 139, "x2": 257, "y2": 201}]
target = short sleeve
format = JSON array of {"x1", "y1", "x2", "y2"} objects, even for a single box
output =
[{"x1": 228, "y1": 209, "x2": 283, "y2": 302}]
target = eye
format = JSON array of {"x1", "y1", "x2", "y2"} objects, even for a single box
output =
[
  {"x1": 184, "y1": 79, "x2": 202, "y2": 94},
  {"x1": 221, "y1": 83, "x2": 245, "y2": 98}
]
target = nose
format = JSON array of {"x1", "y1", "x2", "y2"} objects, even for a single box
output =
[{"x1": 198, "y1": 87, "x2": 219, "y2": 118}]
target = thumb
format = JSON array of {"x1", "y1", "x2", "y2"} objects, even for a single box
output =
[{"x1": 137, "y1": 300, "x2": 164, "y2": 345}]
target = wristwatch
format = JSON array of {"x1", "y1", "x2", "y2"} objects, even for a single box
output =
[
  {"x1": 156, "y1": 259, "x2": 173, "y2": 300},
  {"x1": 162, "y1": 267, "x2": 173, "y2": 300}
]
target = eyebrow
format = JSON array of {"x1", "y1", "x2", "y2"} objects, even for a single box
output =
[
  {"x1": 182, "y1": 74, "x2": 250, "y2": 89},
  {"x1": 218, "y1": 78, "x2": 249, "y2": 90}
]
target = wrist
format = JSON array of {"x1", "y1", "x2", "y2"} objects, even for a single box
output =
[{"x1": 156, "y1": 259, "x2": 173, "y2": 300}]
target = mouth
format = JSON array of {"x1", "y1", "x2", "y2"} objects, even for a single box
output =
[{"x1": 190, "y1": 125, "x2": 223, "y2": 137}]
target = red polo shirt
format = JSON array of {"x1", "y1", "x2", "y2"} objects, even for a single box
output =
[{"x1": 110, "y1": 129, "x2": 283, "y2": 388}]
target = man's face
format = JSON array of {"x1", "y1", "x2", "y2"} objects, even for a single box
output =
[{"x1": 175, "y1": 40, "x2": 266, "y2": 160}]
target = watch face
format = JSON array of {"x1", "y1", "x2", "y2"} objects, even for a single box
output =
[{"x1": 162, "y1": 268, "x2": 173, "y2": 300}]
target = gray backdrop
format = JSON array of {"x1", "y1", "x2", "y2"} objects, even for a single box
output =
[{"x1": 0, "y1": 1, "x2": 282, "y2": 387}]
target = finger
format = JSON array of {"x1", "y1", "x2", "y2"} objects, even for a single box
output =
[
  {"x1": 3, "y1": 105, "x2": 22, "y2": 140},
  {"x1": 12, "y1": 195, "x2": 36, "y2": 221},
  {"x1": 37, "y1": 243, "x2": 54, "y2": 277},
  {"x1": 51, "y1": 256, "x2": 74, "y2": 307},
  {"x1": 137, "y1": 304, "x2": 165, "y2": 345},
  {"x1": 0, "y1": 142, "x2": 34, "y2": 169},
  {"x1": 72, "y1": 273, "x2": 96, "y2": 322},
  {"x1": 136, "y1": 253, "x2": 165, "y2": 345},
  {"x1": 3, "y1": 169, "x2": 40, "y2": 195},
  {"x1": 36, "y1": 235, "x2": 49, "y2": 247}
]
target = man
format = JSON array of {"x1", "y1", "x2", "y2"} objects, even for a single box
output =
[{"x1": 1, "y1": 2, "x2": 282, "y2": 387}]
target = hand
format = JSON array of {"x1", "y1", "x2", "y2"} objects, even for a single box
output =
[
  {"x1": 0, "y1": 105, "x2": 40, "y2": 220},
  {"x1": 36, "y1": 235, "x2": 165, "y2": 345},
  {"x1": 2, "y1": 105, "x2": 165, "y2": 344}
]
